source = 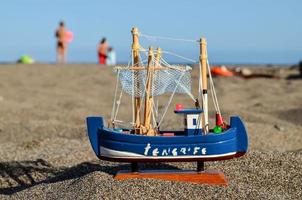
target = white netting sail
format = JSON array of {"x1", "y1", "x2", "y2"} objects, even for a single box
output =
[{"x1": 116, "y1": 66, "x2": 192, "y2": 98}]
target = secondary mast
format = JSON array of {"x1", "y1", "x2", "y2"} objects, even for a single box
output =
[
  {"x1": 143, "y1": 47, "x2": 154, "y2": 135},
  {"x1": 143, "y1": 47, "x2": 162, "y2": 136},
  {"x1": 200, "y1": 38, "x2": 209, "y2": 133},
  {"x1": 131, "y1": 27, "x2": 141, "y2": 134}
]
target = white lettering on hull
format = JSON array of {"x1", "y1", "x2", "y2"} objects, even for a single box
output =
[
  {"x1": 193, "y1": 147, "x2": 200, "y2": 155},
  {"x1": 144, "y1": 143, "x2": 151, "y2": 155},
  {"x1": 143, "y1": 143, "x2": 207, "y2": 157},
  {"x1": 152, "y1": 148, "x2": 159, "y2": 156},
  {"x1": 100, "y1": 146, "x2": 236, "y2": 159}
]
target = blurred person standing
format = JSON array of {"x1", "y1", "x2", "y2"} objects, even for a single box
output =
[
  {"x1": 106, "y1": 47, "x2": 116, "y2": 66},
  {"x1": 55, "y1": 21, "x2": 68, "y2": 63},
  {"x1": 97, "y1": 38, "x2": 108, "y2": 64}
]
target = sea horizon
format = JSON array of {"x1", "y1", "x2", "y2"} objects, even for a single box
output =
[{"x1": 0, "y1": 61, "x2": 295, "y2": 67}]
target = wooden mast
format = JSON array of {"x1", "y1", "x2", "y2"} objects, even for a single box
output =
[
  {"x1": 143, "y1": 47, "x2": 155, "y2": 135},
  {"x1": 131, "y1": 27, "x2": 141, "y2": 134},
  {"x1": 154, "y1": 48, "x2": 161, "y2": 128},
  {"x1": 155, "y1": 47, "x2": 162, "y2": 65},
  {"x1": 200, "y1": 38, "x2": 209, "y2": 133}
]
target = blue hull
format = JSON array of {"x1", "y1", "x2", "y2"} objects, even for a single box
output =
[{"x1": 86, "y1": 116, "x2": 248, "y2": 162}]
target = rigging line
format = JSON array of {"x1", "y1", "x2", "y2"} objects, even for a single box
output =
[
  {"x1": 151, "y1": 99, "x2": 157, "y2": 128},
  {"x1": 198, "y1": 62, "x2": 203, "y2": 101},
  {"x1": 156, "y1": 72, "x2": 186, "y2": 128},
  {"x1": 139, "y1": 33, "x2": 199, "y2": 43},
  {"x1": 138, "y1": 47, "x2": 151, "y2": 66},
  {"x1": 206, "y1": 56, "x2": 219, "y2": 112},
  {"x1": 138, "y1": 48, "x2": 156, "y2": 64},
  {"x1": 160, "y1": 61, "x2": 196, "y2": 102},
  {"x1": 162, "y1": 51, "x2": 198, "y2": 63},
  {"x1": 112, "y1": 119, "x2": 135, "y2": 128},
  {"x1": 139, "y1": 45, "x2": 147, "y2": 52},
  {"x1": 151, "y1": 56, "x2": 157, "y2": 97},
  {"x1": 178, "y1": 82, "x2": 196, "y2": 102},
  {"x1": 141, "y1": 46, "x2": 166, "y2": 67},
  {"x1": 113, "y1": 58, "x2": 133, "y2": 125},
  {"x1": 132, "y1": 50, "x2": 146, "y2": 67},
  {"x1": 206, "y1": 50, "x2": 221, "y2": 114},
  {"x1": 114, "y1": 54, "x2": 132, "y2": 119},
  {"x1": 140, "y1": 43, "x2": 197, "y2": 64},
  {"x1": 159, "y1": 58, "x2": 196, "y2": 101},
  {"x1": 111, "y1": 119, "x2": 124, "y2": 123},
  {"x1": 160, "y1": 59, "x2": 180, "y2": 71},
  {"x1": 160, "y1": 57, "x2": 179, "y2": 71},
  {"x1": 208, "y1": 60, "x2": 220, "y2": 114},
  {"x1": 111, "y1": 69, "x2": 121, "y2": 121},
  {"x1": 203, "y1": 56, "x2": 218, "y2": 112},
  {"x1": 111, "y1": 52, "x2": 132, "y2": 122},
  {"x1": 114, "y1": 90, "x2": 123, "y2": 121},
  {"x1": 139, "y1": 42, "x2": 194, "y2": 71},
  {"x1": 153, "y1": 59, "x2": 160, "y2": 122},
  {"x1": 153, "y1": 98, "x2": 159, "y2": 119},
  {"x1": 208, "y1": 77, "x2": 218, "y2": 112},
  {"x1": 138, "y1": 51, "x2": 145, "y2": 67},
  {"x1": 131, "y1": 51, "x2": 135, "y2": 125},
  {"x1": 160, "y1": 57, "x2": 192, "y2": 72},
  {"x1": 128, "y1": 57, "x2": 148, "y2": 67}
]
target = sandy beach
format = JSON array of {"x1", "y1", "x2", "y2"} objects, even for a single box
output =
[{"x1": 0, "y1": 64, "x2": 301, "y2": 199}]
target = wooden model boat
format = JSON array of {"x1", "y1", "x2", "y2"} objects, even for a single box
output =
[{"x1": 87, "y1": 27, "x2": 248, "y2": 169}]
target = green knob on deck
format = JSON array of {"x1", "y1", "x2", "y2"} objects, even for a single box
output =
[{"x1": 213, "y1": 125, "x2": 223, "y2": 134}]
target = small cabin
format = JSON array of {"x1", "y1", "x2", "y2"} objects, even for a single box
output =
[{"x1": 174, "y1": 108, "x2": 203, "y2": 135}]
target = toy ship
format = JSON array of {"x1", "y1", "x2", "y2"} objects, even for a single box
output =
[{"x1": 87, "y1": 27, "x2": 248, "y2": 169}]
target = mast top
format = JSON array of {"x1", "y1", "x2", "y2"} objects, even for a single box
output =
[
  {"x1": 199, "y1": 38, "x2": 207, "y2": 44},
  {"x1": 199, "y1": 38, "x2": 207, "y2": 60},
  {"x1": 156, "y1": 47, "x2": 162, "y2": 54},
  {"x1": 131, "y1": 27, "x2": 140, "y2": 51},
  {"x1": 148, "y1": 46, "x2": 153, "y2": 54},
  {"x1": 131, "y1": 27, "x2": 139, "y2": 35}
]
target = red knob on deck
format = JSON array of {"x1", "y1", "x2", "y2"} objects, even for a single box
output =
[{"x1": 175, "y1": 104, "x2": 184, "y2": 110}]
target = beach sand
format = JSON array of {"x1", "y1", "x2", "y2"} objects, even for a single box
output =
[{"x1": 0, "y1": 64, "x2": 301, "y2": 199}]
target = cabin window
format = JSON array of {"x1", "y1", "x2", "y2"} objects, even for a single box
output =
[{"x1": 193, "y1": 118, "x2": 197, "y2": 126}]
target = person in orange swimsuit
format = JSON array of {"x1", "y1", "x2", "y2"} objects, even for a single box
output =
[
  {"x1": 97, "y1": 38, "x2": 108, "y2": 64},
  {"x1": 55, "y1": 21, "x2": 67, "y2": 63}
]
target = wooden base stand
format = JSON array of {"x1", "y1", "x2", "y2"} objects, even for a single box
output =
[{"x1": 114, "y1": 169, "x2": 228, "y2": 185}]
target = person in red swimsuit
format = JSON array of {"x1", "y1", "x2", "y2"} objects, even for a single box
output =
[{"x1": 97, "y1": 38, "x2": 108, "y2": 64}]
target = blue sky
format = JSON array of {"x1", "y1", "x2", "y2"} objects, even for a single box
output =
[{"x1": 0, "y1": 0, "x2": 301, "y2": 64}]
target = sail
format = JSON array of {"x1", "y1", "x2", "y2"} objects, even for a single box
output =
[{"x1": 117, "y1": 66, "x2": 192, "y2": 98}]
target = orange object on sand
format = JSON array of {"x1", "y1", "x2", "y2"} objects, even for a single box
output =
[{"x1": 211, "y1": 66, "x2": 234, "y2": 77}]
